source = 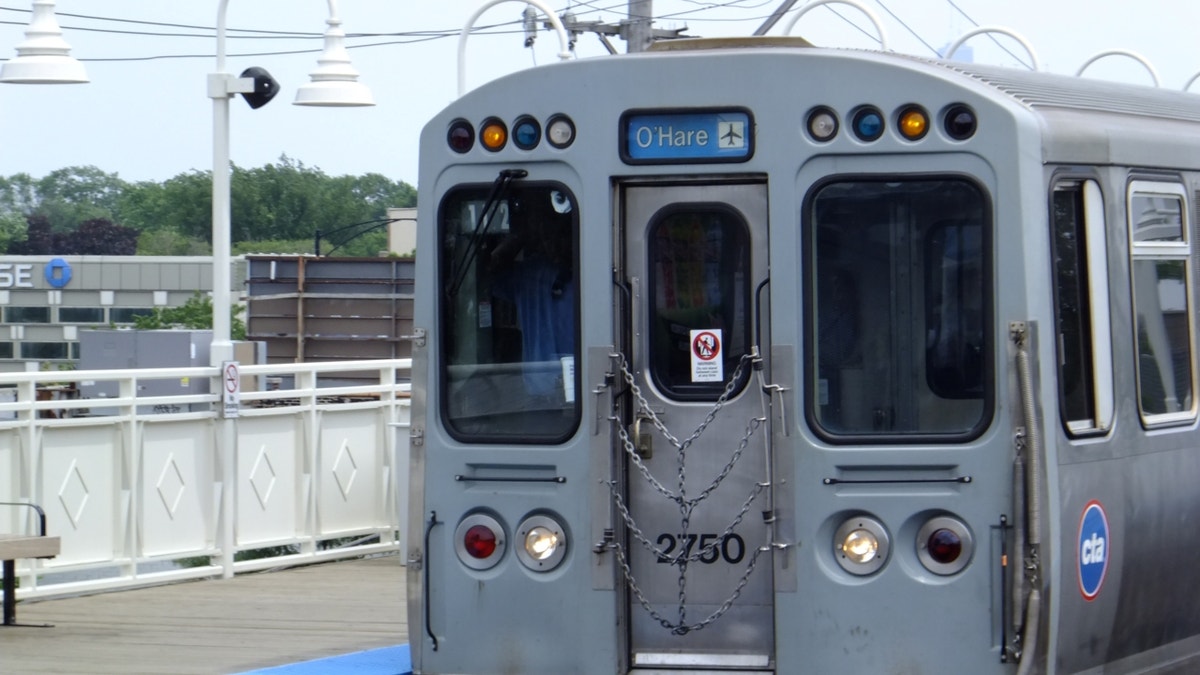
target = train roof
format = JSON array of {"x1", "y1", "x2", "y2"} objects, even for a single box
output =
[
  {"x1": 649, "y1": 37, "x2": 1200, "y2": 121},
  {"x1": 644, "y1": 37, "x2": 1200, "y2": 166}
]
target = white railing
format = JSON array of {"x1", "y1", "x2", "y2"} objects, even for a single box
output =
[{"x1": 0, "y1": 359, "x2": 412, "y2": 601}]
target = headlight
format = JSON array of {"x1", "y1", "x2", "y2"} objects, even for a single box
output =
[
  {"x1": 834, "y1": 515, "x2": 889, "y2": 575},
  {"x1": 515, "y1": 514, "x2": 567, "y2": 571}
]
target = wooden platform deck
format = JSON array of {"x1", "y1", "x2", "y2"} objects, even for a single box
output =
[{"x1": 0, "y1": 555, "x2": 408, "y2": 675}]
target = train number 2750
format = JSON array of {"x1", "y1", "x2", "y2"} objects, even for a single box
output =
[{"x1": 655, "y1": 533, "x2": 746, "y2": 564}]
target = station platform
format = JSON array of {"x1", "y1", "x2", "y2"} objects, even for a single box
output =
[{"x1": 0, "y1": 555, "x2": 409, "y2": 674}]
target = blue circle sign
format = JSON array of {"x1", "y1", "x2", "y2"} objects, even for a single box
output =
[
  {"x1": 1077, "y1": 500, "x2": 1109, "y2": 601},
  {"x1": 45, "y1": 257, "x2": 72, "y2": 288}
]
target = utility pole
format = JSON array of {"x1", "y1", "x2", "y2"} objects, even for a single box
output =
[
  {"x1": 626, "y1": 0, "x2": 653, "y2": 53},
  {"x1": 550, "y1": 0, "x2": 688, "y2": 54}
]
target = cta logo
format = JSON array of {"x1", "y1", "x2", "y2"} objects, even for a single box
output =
[{"x1": 1077, "y1": 500, "x2": 1109, "y2": 601}]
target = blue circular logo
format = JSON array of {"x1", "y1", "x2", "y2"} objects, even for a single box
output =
[
  {"x1": 45, "y1": 258, "x2": 72, "y2": 288},
  {"x1": 1077, "y1": 500, "x2": 1109, "y2": 600}
]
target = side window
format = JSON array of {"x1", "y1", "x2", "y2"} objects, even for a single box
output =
[
  {"x1": 1128, "y1": 181, "x2": 1195, "y2": 425},
  {"x1": 1051, "y1": 179, "x2": 1113, "y2": 435},
  {"x1": 439, "y1": 182, "x2": 580, "y2": 443}
]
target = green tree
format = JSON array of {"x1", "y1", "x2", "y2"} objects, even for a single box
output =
[
  {"x1": 35, "y1": 166, "x2": 129, "y2": 232},
  {"x1": 133, "y1": 291, "x2": 246, "y2": 340},
  {"x1": 0, "y1": 173, "x2": 39, "y2": 251},
  {"x1": 1, "y1": 159, "x2": 417, "y2": 256}
]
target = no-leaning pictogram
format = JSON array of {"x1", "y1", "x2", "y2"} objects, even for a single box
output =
[{"x1": 689, "y1": 329, "x2": 724, "y2": 382}]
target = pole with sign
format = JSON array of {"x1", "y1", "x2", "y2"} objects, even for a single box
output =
[{"x1": 222, "y1": 360, "x2": 241, "y2": 418}]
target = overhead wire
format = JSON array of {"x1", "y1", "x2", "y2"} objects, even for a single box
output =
[{"x1": 0, "y1": 1, "x2": 1023, "y2": 70}]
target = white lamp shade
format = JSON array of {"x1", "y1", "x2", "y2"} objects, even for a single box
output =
[
  {"x1": 0, "y1": 0, "x2": 88, "y2": 84},
  {"x1": 292, "y1": 17, "x2": 373, "y2": 107}
]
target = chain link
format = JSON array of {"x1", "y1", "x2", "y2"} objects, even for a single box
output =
[{"x1": 604, "y1": 349, "x2": 771, "y2": 634}]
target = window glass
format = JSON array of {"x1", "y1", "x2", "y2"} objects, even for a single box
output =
[
  {"x1": 1128, "y1": 184, "x2": 1194, "y2": 424},
  {"x1": 1051, "y1": 180, "x2": 1113, "y2": 435},
  {"x1": 647, "y1": 206, "x2": 750, "y2": 399},
  {"x1": 4, "y1": 307, "x2": 50, "y2": 323},
  {"x1": 439, "y1": 181, "x2": 579, "y2": 442},
  {"x1": 60, "y1": 307, "x2": 105, "y2": 323},
  {"x1": 809, "y1": 178, "x2": 989, "y2": 438},
  {"x1": 0, "y1": 342, "x2": 12, "y2": 358},
  {"x1": 110, "y1": 307, "x2": 155, "y2": 324},
  {"x1": 21, "y1": 342, "x2": 68, "y2": 359}
]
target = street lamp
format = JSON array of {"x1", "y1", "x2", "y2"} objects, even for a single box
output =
[
  {"x1": 209, "y1": 0, "x2": 374, "y2": 367},
  {"x1": 0, "y1": 0, "x2": 88, "y2": 84}
]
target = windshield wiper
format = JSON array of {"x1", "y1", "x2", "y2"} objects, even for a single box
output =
[{"x1": 447, "y1": 168, "x2": 527, "y2": 298}]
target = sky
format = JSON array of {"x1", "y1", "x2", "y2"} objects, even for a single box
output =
[{"x1": 0, "y1": 0, "x2": 1198, "y2": 189}]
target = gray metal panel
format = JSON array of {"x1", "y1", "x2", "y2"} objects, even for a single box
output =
[
  {"x1": 120, "y1": 263, "x2": 140, "y2": 289},
  {"x1": 141, "y1": 264, "x2": 163, "y2": 290},
  {"x1": 178, "y1": 264, "x2": 201, "y2": 291}
]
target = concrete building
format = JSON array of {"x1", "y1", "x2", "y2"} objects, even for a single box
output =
[{"x1": 0, "y1": 256, "x2": 242, "y2": 372}]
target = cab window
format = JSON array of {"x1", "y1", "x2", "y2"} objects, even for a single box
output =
[
  {"x1": 808, "y1": 178, "x2": 990, "y2": 439},
  {"x1": 439, "y1": 182, "x2": 580, "y2": 442}
]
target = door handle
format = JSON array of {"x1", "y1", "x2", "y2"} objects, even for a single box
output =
[{"x1": 632, "y1": 413, "x2": 653, "y2": 459}]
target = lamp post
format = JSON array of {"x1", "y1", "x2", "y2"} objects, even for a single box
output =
[{"x1": 209, "y1": 0, "x2": 374, "y2": 368}]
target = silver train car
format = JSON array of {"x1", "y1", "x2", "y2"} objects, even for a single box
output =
[{"x1": 405, "y1": 36, "x2": 1200, "y2": 674}]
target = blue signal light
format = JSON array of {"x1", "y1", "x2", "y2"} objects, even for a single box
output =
[
  {"x1": 513, "y1": 116, "x2": 541, "y2": 150},
  {"x1": 852, "y1": 107, "x2": 885, "y2": 142}
]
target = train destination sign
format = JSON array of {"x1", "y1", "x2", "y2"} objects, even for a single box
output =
[{"x1": 621, "y1": 109, "x2": 753, "y2": 164}]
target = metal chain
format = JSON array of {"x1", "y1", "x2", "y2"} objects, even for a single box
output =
[
  {"x1": 604, "y1": 349, "x2": 771, "y2": 634},
  {"x1": 611, "y1": 539, "x2": 768, "y2": 635},
  {"x1": 607, "y1": 479, "x2": 766, "y2": 563},
  {"x1": 610, "y1": 411, "x2": 765, "y2": 510}
]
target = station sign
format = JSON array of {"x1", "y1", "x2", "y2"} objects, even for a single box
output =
[{"x1": 621, "y1": 108, "x2": 753, "y2": 164}]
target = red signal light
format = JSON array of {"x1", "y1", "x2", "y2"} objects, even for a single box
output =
[
  {"x1": 464, "y1": 524, "x2": 498, "y2": 559},
  {"x1": 926, "y1": 528, "x2": 963, "y2": 564}
]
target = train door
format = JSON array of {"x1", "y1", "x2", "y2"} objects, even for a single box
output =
[{"x1": 614, "y1": 181, "x2": 774, "y2": 670}]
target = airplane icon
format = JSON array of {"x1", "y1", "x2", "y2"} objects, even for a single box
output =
[{"x1": 718, "y1": 121, "x2": 744, "y2": 148}]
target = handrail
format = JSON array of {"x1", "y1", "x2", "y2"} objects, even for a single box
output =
[
  {"x1": 781, "y1": 0, "x2": 889, "y2": 51},
  {"x1": 1075, "y1": 49, "x2": 1160, "y2": 87},
  {"x1": 943, "y1": 26, "x2": 1040, "y2": 71},
  {"x1": 0, "y1": 502, "x2": 47, "y2": 536},
  {"x1": 2, "y1": 357, "x2": 413, "y2": 603}
]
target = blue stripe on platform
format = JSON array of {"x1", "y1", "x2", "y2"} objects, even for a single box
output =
[{"x1": 236, "y1": 644, "x2": 411, "y2": 675}]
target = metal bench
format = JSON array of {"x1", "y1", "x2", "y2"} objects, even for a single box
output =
[{"x1": 0, "y1": 502, "x2": 60, "y2": 627}]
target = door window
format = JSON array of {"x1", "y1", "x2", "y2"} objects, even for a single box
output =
[{"x1": 646, "y1": 205, "x2": 751, "y2": 400}]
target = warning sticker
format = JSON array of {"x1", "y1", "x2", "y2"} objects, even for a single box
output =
[{"x1": 690, "y1": 329, "x2": 723, "y2": 382}]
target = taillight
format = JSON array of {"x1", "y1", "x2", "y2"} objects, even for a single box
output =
[
  {"x1": 917, "y1": 515, "x2": 973, "y2": 575},
  {"x1": 926, "y1": 528, "x2": 962, "y2": 564},
  {"x1": 464, "y1": 524, "x2": 497, "y2": 559},
  {"x1": 454, "y1": 513, "x2": 506, "y2": 570}
]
